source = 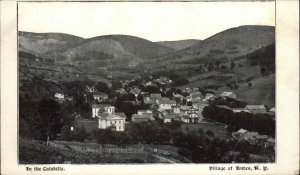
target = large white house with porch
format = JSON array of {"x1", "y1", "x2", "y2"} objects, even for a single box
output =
[{"x1": 98, "y1": 112, "x2": 126, "y2": 131}]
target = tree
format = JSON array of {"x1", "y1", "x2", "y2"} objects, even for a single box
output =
[
  {"x1": 260, "y1": 67, "x2": 267, "y2": 76},
  {"x1": 206, "y1": 130, "x2": 214, "y2": 137},
  {"x1": 95, "y1": 82, "x2": 109, "y2": 93},
  {"x1": 231, "y1": 60, "x2": 236, "y2": 71},
  {"x1": 36, "y1": 98, "x2": 63, "y2": 140}
]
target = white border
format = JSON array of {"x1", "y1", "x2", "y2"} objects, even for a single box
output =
[{"x1": 1, "y1": 1, "x2": 299, "y2": 175}]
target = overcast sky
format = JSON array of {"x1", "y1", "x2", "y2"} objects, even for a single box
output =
[{"x1": 18, "y1": 1, "x2": 275, "y2": 42}]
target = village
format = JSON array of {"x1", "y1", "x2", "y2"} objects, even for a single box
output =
[{"x1": 52, "y1": 75, "x2": 276, "y2": 163}]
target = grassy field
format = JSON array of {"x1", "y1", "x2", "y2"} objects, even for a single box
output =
[
  {"x1": 19, "y1": 139, "x2": 171, "y2": 164},
  {"x1": 19, "y1": 138, "x2": 192, "y2": 164},
  {"x1": 181, "y1": 122, "x2": 231, "y2": 140}
]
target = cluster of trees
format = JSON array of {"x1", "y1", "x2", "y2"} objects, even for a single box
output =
[
  {"x1": 19, "y1": 97, "x2": 74, "y2": 140},
  {"x1": 89, "y1": 121, "x2": 264, "y2": 163},
  {"x1": 211, "y1": 97, "x2": 248, "y2": 108},
  {"x1": 202, "y1": 105, "x2": 275, "y2": 136},
  {"x1": 247, "y1": 43, "x2": 275, "y2": 73}
]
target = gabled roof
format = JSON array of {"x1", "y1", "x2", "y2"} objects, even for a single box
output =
[
  {"x1": 255, "y1": 135, "x2": 269, "y2": 139},
  {"x1": 269, "y1": 107, "x2": 275, "y2": 112},
  {"x1": 237, "y1": 128, "x2": 248, "y2": 134},
  {"x1": 92, "y1": 104, "x2": 110, "y2": 108},
  {"x1": 164, "y1": 114, "x2": 180, "y2": 119},
  {"x1": 220, "y1": 91, "x2": 235, "y2": 97},
  {"x1": 150, "y1": 93, "x2": 161, "y2": 98},
  {"x1": 99, "y1": 113, "x2": 126, "y2": 120},
  {"x1": 159, "y1": 98, "x2": 176, "y2": 104},
  {"x1": 267, "y1": 138, "x2": 275, "y2": 143},
  {"x1": 115, "y1": 112, "x2": 126, "y2": 118},
  {"x1": 157, "y1": 108, "x2": 165, "y2": 113},
  {"x1": 93, "y1": 92, "x2": 108, "y2": 97},
  {"x1": 180, "y1": 106, "x2": 191, "y2": 111},
  {"x1": 173, "y1": 94, "x2": 184, "y2": 98},
  {"x1": 130, "y1": 88, "x2": 141, "y2": 95},
  {"x1": 137, "y1": 110, "x2": 152, "y2": 114},
  {"x1": 246, "y1": 105, "x2": 266, "y2": 110},
  {"x1": 132, "y1": 114, "x2": 153, "y2": 119},
  {"x1": 190, "y1": 91, "x2": 203, "y2": 97}
]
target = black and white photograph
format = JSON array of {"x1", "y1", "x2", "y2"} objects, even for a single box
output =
[{"x1": 17, "y1": 1, "x2": 278, "y2": 164}]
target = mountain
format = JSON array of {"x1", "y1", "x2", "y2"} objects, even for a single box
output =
[
  {"x1": 18, "y1": 32, "x2": 176, "y2": 82},
  {"x1": 157, "y1": 39, "x2": 201, "y2": 50},
  {"x1": 19, "y1": 32, "x2": 84, "y2": 57},
  {"x1": 150, "y1": 25, "x2": 275, "y2": 69},
  {"x1": 19, "y1": 25, "x2": 275, "y2": 82},
  {"x1": 60, "y1": 35, "x2": 175, "y2": 63},
  {"x1": 18, "y1": 25, "x2": 275, "y2": 107}
]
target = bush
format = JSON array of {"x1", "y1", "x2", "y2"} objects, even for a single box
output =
[{"x1": 206, "y1": 130, "x2": 214, "y2": 137}]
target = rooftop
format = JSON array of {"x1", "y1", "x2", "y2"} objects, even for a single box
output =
[
  {"x1": 246, "y1": 105, "x2": 266, "y2": 110},
  {"x1": 93, "y1": 92, "x2": 108, "y2": 97},
  {"x1": 92, "y1": 104, "x2": 110, "y2": 108},
  {"x1": 99, "y1": 113, "x2": 126, "y2": 120},
  {"x1": 237, "y1": 128, "x2": 248, "y2": 134}
]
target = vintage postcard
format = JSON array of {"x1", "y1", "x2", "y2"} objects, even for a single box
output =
[{"x1": 1, "y1": 0, "x2": 299, "y2": 174}]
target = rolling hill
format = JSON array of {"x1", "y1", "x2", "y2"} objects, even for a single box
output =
[
  {"x1": 149, "y1": 25, "x2": 275, "y2": 70},
  {"x1": 157, "y1": 39, "x2": 201, "y2": 50},
  {"x1": 19, "y1": 32, "x2": 84, "y2": 57},
  {"x1": 19, "y1": 25, "x2": 275, "y2": 82}
]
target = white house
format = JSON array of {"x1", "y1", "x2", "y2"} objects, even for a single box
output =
[
  {"x1": 232, "y1": 128, "x2": 248, "y2": 139},
  {"x1": 92, "y1": 104, "x2": 115, "y2": 118},
  {"x1": 159, "y1": 98, "x2": 177, "y2": 110},
  {"x1": 93, "y1": 92, "x2": 108, "y2": 102},
  {"x1": 220, "y1": 91, "x2": 236, "y2": 99},
  {"x1": 163, "y1": 114, "x2": 180, "y2": 123},
  {"x1": 204, "y1": 93, "x2": 215, "y2": 101},
  {"x1": 137, "y1": 110, "x2": 153, "y2": 115},
  {"x1": 132, "y1": 113, "x2": 155, "y2": 123},
  {"x1": 246, "y1": 105, "x2": 267, "y2": 114},
  {"x1": 98, "y1": 113, "x2": 126, "y2": 131},
  {"x1": 54, "y1": 93, "x2": 64, "y2": 100}
]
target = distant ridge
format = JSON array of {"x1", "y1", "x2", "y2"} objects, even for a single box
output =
[{"x1": 157, "y1": 39, "x2": 201, "y2": 50}]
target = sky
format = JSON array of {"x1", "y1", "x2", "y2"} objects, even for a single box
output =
[{"x1": 18, "y1": 1, "x2": 275, "y2": 42}]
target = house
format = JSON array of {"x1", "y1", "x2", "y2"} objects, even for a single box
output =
[
  {"x1": 268, "y1": 107, "x2": 275, "y2": 115},
  {"x1": 264, "y1": 138, "x2": 275, "y2": 148},
  {"x1": 181, "y1": 115, "x2": 190, "y2": 123},
  {"x1": 98, "y1": 113, "x2": 126, "y2": 131},
  {"x1": 92, "y1": 104, "x2": 114, "y2": 118},
  {"x1": 116, "y1": 88, "x2": 126, "y2": 94},
  {"x1": 186, "y1": 107, "x2": 200, "y2": 123},
  {"x1": 137, "y1": 110, "x2": 152, "y2": 115},
  {"x1": 179, "y1": 106, "x2": 201, "y2": 123},
  {"x1": 246, "y1": 105, "x2": 267, "y2": 114},
  {"x1": 163, "y1": 114, "x2": 180, "y2": 123},
  {"x1": 54, "y1": 93, "x2": 64, "y2": 100},
  {"x1": 86, "y1": 86, "x2": 95, "y2": 93},
  {"x1": 132, "y1": 113, "x2": 155, "y2": 123},
  {"x1": 158, "y1": 98, "x2": 177, "y2": 110},
  {"x1": 254, "y1": 135, "x2": 269, "y2": 142},
  {"x1": 143, "y1": 94, "x2": 151, "y2": 104},
  {"x1": 192, "y1": 88, "x2": 199, "y2": 92},
  {"x1": 172, "y1": 105, "x2": 181, "y2": 114},
  {"x1": 93, "y1": 92, "x2": 108, "y2": 102},
  {"x1": 173, "y1": 93, "x2": 184, "y2": 100},
  {"x1": 220, "y1": 91, "x2": 236, "y2": 99},
  {"x1": 233, "y1": 108, "x2": 250, "y2": 113},
  {"x1": 130, "y1": 87, "x2": 141, "y2": 97},
  {"x1": 232, "y1": 128, "x2": 248, "y2": 139},
  {"x1": 204, "y1": 93, "x2": 215, "y2": 101},
  {"x1": 150, "y1": 93, "x2": 162, "y2": 104}
]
